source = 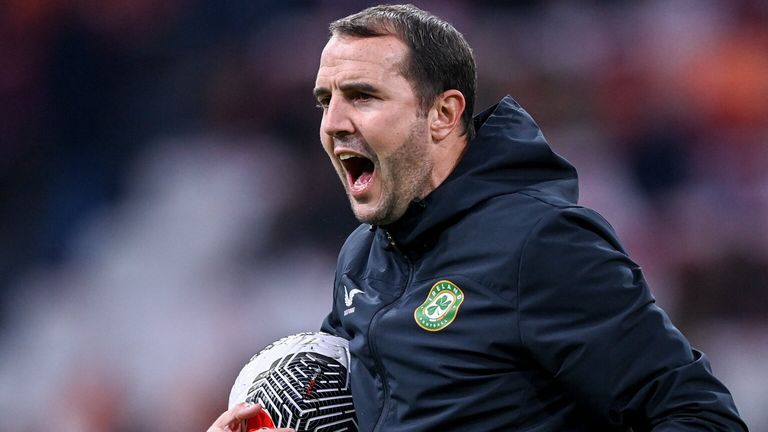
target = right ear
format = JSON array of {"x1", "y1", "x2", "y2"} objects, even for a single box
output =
[{"x1": 429, "y1": 89, "x2": 466, "y2": 143}]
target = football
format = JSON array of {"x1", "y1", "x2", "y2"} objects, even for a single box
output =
[{"x1": 229, "y1": 332, "x2": 358, "y2": 432}]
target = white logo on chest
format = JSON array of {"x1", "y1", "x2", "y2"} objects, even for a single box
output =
[{"x1": 343, "y1": 285, "x2": 363, "y2": 316}]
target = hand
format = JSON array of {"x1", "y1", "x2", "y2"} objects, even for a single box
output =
[{"x1": 207, "y1": 402, "x2": 295, "y2": 432}]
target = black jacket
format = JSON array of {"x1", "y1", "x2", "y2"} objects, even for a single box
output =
[{"x1": 322, "y1": 96, "x2": 746, "y2": 431}]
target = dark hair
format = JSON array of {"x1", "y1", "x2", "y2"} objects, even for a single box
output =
[{"x1": 330, "y1": 4, "x2": 477, "y2": 141}]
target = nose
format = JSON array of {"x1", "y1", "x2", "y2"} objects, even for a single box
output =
[{"x1": 321, "y1": 97, "x2": 355, "y2": 138}]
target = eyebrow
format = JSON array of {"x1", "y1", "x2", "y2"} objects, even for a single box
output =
[
  {"x1": 313, "y1": 82, "x2": 380, "y2": 100},
  {"x1": 313, "y1": 87, "x2": 330, "y2": 100},
  {"x1": 340, "y1": 82, "x2": 379, "y2": 94}
]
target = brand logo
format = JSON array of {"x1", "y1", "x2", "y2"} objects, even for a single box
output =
[
  {"x1": 414, "y1": 280, "x2": 464, "y2": 331},
  {"x1": 343, "y1": 285, "x2": 363, "y2": 316}
]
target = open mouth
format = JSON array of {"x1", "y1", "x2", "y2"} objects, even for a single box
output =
[{"x1": 340, "y1": 154, "x2": 375, "y2": 192}]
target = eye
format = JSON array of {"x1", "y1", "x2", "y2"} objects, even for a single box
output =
[
  {"x1": 353, "y1": 93, "x2": 373, "y2": 102},
  {"x1": 316, "y1": 96, "x2": 330, "y2": 110}
]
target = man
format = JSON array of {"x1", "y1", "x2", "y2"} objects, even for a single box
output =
[{"x1": 210, "y1": 4, "x2": 746, "y2": 431}]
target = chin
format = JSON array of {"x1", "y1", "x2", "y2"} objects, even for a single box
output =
[
  {"x1": 351, "y1": 208, "x2": 381, "y2": 225},
  {"x1": 351, "y1": 204, "x2": 384, "y2": 225},
  {"x1": 351, "y1": 204, "x2": 405, "y2": 226}
]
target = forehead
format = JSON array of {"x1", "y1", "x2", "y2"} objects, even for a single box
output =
[{"x1": 315, "y1": 35, "x2": 409, "y2": 85}]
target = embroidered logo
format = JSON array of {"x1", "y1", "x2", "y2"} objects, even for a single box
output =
[
  {"x1": 414, "y1": 280, "x2": 464, "y2": 331},
  {"x1": 343, "y1": 285, "x2": 363, "y2": 316}
]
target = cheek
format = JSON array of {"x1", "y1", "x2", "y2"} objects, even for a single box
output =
[
  {"x1": 375, "y1": 116, "x2": 424, "y2": 158},
  {"x1": 362, "y1": 117, "x2": 410, "y2": 156}
]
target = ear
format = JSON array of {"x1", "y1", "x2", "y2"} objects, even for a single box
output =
[{"x1": 430, "y1": 90, "x2": 466, "y2": 143}]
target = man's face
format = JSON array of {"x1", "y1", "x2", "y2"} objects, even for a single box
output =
[{"x1": 314, "y1": 35, "x2": 434, "y2": 225}]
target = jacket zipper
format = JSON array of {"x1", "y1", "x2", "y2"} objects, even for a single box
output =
[{"x1": 370, "y1": 231, "x2": 413, "y2": 432}]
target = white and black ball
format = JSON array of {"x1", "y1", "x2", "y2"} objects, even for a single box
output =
[{"x1": 229, "y1": 332, "x2": 357, "y2": 432}]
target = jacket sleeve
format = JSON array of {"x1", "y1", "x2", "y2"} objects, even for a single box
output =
[{"x1": 517, "y1": 207, "x2": 747, "y2": 431}]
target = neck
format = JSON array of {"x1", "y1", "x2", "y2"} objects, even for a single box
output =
[{"x1": 426, "y1": 134, "x2": 469, "y2": 195}]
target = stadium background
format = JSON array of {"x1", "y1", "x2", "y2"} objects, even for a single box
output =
[{"x1": 1, "y1": 0, "x2": 766, "y2": 430}]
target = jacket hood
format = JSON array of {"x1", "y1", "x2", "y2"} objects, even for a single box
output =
[{"x1": 383, "y1": 95, "x2": 578, "y2": 251}]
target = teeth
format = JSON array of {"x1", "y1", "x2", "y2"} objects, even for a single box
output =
[{"x1": 339, "y1": 153, "x2": 358, "y2": 161}]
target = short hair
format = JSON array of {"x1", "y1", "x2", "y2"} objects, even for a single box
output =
[{"x1": 330, "y1": 4, "x2": 477, "y2": 141}]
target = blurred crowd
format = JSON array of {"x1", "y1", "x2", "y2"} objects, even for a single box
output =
[{"x1": 0, "y1": 0, "x2": 766, "y2": 430}]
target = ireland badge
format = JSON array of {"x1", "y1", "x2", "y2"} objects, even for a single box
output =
[{"x1": 414, "y1": 280, "x2": 465, "y2": 331}]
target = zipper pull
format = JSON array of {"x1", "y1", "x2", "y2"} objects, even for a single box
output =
[
  {"x1": 384, "y1": 230, "x2": 405, "y2": 256},
  {"x1": 384, "y1": 230, "x2": 397, "y2": 248}
]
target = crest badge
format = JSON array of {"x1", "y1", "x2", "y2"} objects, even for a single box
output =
[{"x1": 414, "y1": 280, "x2": 464, "y2": 331}]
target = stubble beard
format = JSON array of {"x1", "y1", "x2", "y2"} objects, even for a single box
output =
[{"x1": 346, "y1": 121, "x2": 432, "y2": 226}]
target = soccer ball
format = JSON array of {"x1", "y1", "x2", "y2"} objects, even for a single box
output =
[{"x1": 229, "y1": 332, "x2": 358, "y2": 432}]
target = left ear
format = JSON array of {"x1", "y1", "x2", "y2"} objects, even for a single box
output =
[{"x1": 429, "y1": 90, "x2": 466, "y2": 142}]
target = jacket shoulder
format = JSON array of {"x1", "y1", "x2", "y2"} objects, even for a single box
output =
[{"x1": 493, "y1": 188, "x2": 618, "y2": 238}]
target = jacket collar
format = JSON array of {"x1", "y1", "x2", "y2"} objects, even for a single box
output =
[{"x1": 380, "y1": 95, "x2": 578, "y2": 256}]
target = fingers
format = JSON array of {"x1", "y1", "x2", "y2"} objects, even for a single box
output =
[
  {"x1": 208, "y1": 402, "x2": 263, "y2": 432},
  {"x1": 232, "y1": 402, "x2": 264, "y2": 423}
]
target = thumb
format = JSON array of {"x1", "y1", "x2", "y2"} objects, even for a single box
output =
[{"x1": 209, "y1": 402, "x2": 263, "y2": 431}]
